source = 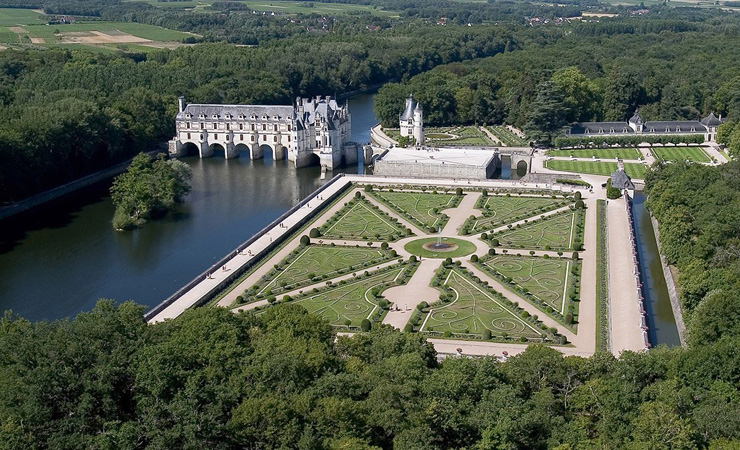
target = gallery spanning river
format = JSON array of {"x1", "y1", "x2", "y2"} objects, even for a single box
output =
[{"x1": 0, "y1": 96, "x2": 375, "y2": 321}]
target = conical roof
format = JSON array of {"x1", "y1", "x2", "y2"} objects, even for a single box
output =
[
  {"x1": 701, "y1": 112, "x2": 721, "y2": 127},
  {"x1": 400, "y1": 95, "x2": 416, "y2": 120}
]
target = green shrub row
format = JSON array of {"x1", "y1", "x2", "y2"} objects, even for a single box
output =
[{"x1": 554, "y1": 134, "x2": 703, "y2": 148}]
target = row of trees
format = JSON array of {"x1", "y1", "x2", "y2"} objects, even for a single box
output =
[
  {"x1": 553, "y1": 134, "x2": 705, "y2": 148},
  {"x1": 1, "y1": 300, "x2": 740, "y2": 449}
]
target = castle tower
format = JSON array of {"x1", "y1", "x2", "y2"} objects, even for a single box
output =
[
  {"x1": 413, "y1": 102, "x2": 424, "y2": 145},
  {"x1": 399, "y1": 94, "x2": 416, "y2": 139}
]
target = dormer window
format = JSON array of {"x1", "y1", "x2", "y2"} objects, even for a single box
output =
[
  {"x1": 239, "y1": 114, "x2": 244, "y2": 120},
  {"x1": 610, "y1": 128, "x2": 615, "y2": 133},
  {"x1": 650, "y1": 128, "x2": 655, "y2": 132},
  {"x1": 251, "y1": 115, "x2": 256, "y2": 120},
  {"x1": 691, "y1": 127, "x2": 696, "y2": 132},
  {"x1": 186, "y1": 113, "x2": 191, "y2": 119},
  {"x1": 225, "y1": 114, "x2": 231, "y2": 120},
  {"x1": 262, "y1": 115, "x2": 267, "y2": 120},
  {"x1": 212, "y1": 115, "x2": 218, "y2": 120},
  {"x1": 199, "y1": 113, "x2": 205, "y2": 119}
]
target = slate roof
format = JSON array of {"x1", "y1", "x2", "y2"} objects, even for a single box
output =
[
  {"x1": 643, "y1": 121, "x2": 703, "y2": 134},
  {"x1": 611, "y1": 169, "x2": 635, "y2": 190},
  {"x1": 400, "y1": 95, "x2": 416, "y2": 121},
  {"x1": 178, "y1": 104, "x2": 295, "y2": 121},
  {"x1": 700, "y1": 112, "x2": 722, "y2": 127},
  {"x1": 629, "y1": 110, "x2": 643, "y2": 125},
  {"x1": 570, "y1": 122, "x2": 634, "y2": 134}
]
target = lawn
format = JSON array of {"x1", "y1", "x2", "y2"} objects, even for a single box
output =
[
  {"x1": 24, "y1": 22, "x2": 192, "y2": 42},
  {"x1": 466, "y1": 195, "x2": 570, "y2": 234},
  {"x1": 319, "y1": 197, "x2": 407, "y2": 241},
  {"x1": 479, "y1": 255, "x2": 577, "y2": 319},
  {"x1": 369, "y1": 190, "x2": 461, "y2": 231},
  {"x1": 0, "y1": 8, "x2": 45, "y2": 26},
  {"x1": 420, "y1": 269, "x2": 544, "y2": 339},
  {"x1": 547, "y1": 148, "x2": 642, "y2": 160},
  {"x1": 425, "y1": 126, "x2": 495, "y2": 147},
  {"x1": 290, "y1": 265, "x2": 408, "y2": 327},
  {"x1": 249, "y1": 245, "x2": 393, "y2": 297},
  {"x1": 651, "y1": 146, "x2": 711, "y2": 163},
  {"x1": 487, "y1": 125, "x2": 528, "y2": 146},
  {"x1": 489, "y1": 210, "x2": 584, "y2": 251},
  {"x1": 404, "y1": 237, "x2": 477, "y2": 258},
  {"x1": 545, "y1": 160, "x2": 648, "y2": 179}
]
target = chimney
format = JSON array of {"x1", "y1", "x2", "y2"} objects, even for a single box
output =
[{"x1": 178, "y1": 96, "x2": 186, "y2": 113}]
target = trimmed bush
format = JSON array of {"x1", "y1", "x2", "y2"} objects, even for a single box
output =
[
  {"x1": 455, "y1": 187, "x2": 463, "y2": 195},
  {"x1": 361, "y1": 319, "x2": 372, "y2": 331},
  {"x1": 300, "y1": 235, "x2": 310, "y2": 245},
  {"x1": 482, "y1": 329, "x2": 492, "y2": 340},
  {"x1": 404, "y1": 323, "x2": 414, "y2": 333},
  {"x1": 470, "y1": 254, "x2": 479, "y2": 263}
]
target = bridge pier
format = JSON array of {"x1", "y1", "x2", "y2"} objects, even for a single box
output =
[{"x1": 250, "y1": 144, "x2": 263, "y2": 161}]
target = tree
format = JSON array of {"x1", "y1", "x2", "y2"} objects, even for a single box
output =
[
  {"x1": 524, "y1": 81, "x2": 568, "y2": 145},
  {"x1": 551, "y1": 67, "x2": 599, "y2": 123}
]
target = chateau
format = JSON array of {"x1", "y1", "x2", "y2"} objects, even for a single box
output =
[
  {"x1": 399, "y1": 94, "x2": 425, "y2": 145},
  {"x1": 169, "y1": 96, "x2": 355, "y2": 169},
  {"x1": 567, "y1": 110, "x2": 723, "y2": 142}
]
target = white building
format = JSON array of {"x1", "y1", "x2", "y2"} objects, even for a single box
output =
[
  {"x1": 399, "y1": 94, "x2": 424, "y2": 146},
  {"x1": 169, "y1": 96, "x2": 354, "y2": 169}
]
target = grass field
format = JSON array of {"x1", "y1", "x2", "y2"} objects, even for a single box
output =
[
  {"x1": 319, "y1": 198, "x2": 406, "y2": 241},
  {"x1": 425, "y1": 126, "x2": 495, "y2": 146},
  {"x1": 404, "y1": 237, "x2": 476, "y2": 258},
  {"x1": 491, "y1": 210, "x2": 583, "y2": 251},
  {"x1": 0, "y1": 26, "x2": 19, "y2": 43},
  {"x1": 0, "y1": 8, "x2": 45, "y2": 26},
  {"x1": 481, "y1": 255, "x2": 574, "y2": 317},
  {"x1": 290, "y1": 265, "x2": 408, "y2": 327},
  {"x1": 545, "y1": 160, "x2": 648, "y2": 179},
  {"x1": 487, "y1": 125, "x2": 528, "y2": 146},
  {"x1": 24, "y1": 22, "x2": 192, "y2": 42},
  {"x1": 420, "y1": 269, "x2": 544, "y2": 339},
  {"x1": 251, "y1": 245, "x2": 392, "y2": 296},
  {"x1": 547, "y1": 148, "x2": 642, "y2": 160},
  {"x1": 651, "y1": 146, "x2": 711, "y2": 163},
  {"x1": 370, "y1": 190, "x2": 460, "y2": 231},
  {"x1": 467, "y1": 195, "x2": 569, "y2": 234},
  {"x1": 248, "y1": 1, "x2": 397, "y2": 16}
]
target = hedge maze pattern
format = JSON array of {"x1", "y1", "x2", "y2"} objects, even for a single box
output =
[
  {"x1": 466, "y1": 195, "x2": 569, "y2": 234},
  {"x1": 421, "y1": 269, "x2": 543, "y2": 339},
  {"x1": 319, "y1": 197, "x2": 407, "y2": 241},
  {"x1": 370, "y1": 190, "x2": 461, "y2": 231},
  {"x1": 489, "y1": 210, "x2": 584, "y2": 251}
]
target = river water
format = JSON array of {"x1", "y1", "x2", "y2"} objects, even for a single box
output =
[
  {"x1": 631, "y1": 192, "x2": 681, "y2": 347},
  {"x1": 0, "y1": 96, "x2": 377, "y2": 321}
]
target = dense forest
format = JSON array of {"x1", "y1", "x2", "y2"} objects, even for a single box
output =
[
  {"x1": 1, "y1": 299, "x2": 740, "y2": 449},
  {"x1": 374, "y1": 18, "x2": 740, "y2": 146}
]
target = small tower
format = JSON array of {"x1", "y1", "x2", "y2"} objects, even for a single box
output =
[
  {"x1": 178, "y1": 96, "x2": 186, "y2": 113},
  {"x1": 413, "y1": 102, "x2": 424, "y2": 145},
  {"x1": 628, "y1": 110, "x2": 644, "y2": 133},
  {"x1": 399, "y1": 94, "x2": 416, "y2": 139}
]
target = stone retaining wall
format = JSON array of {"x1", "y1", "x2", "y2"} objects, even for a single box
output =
[
  {"x1": 650, "y1": 214, "x2": 687, "y2": 346},
  {"x1": 625, "y1": 194, "x2": 652, "y2": 351}
]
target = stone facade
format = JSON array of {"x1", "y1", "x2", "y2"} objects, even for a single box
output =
[
  {"x1": 399, "y1": 95, "x2": 425, "y2": 145},
  {"x1": 567, "y1": 111, "x2": 724, "y2": 142},
  {"x1": 169, "y1": 96, "x2": 354, "y2": 169}
]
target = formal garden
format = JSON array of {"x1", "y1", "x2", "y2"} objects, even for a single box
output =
[
  {"x1": 475, "y1": 254, "x2": 580, "y2": 328},
  {"x1": 368, "y1": 189, "x2": 463, "y2": 232},
  {"x1": 463, "y1": 193, "x2": 572, "y2": 235},
  {"x1": 417, "y1": 267, "x2": 555, "y2": 342},
  {"x1": 485, "y1": 208, "x2": 586, "y2": 251},
  {"x1": 317, "y1": 194, "x2": 410, "y2": 241}
]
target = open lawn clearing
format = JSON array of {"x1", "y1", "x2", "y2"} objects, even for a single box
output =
[
  {"x1": 478, "y1": 254, "x2": 579, "y2": 324},
  {"x1": 545, "y1": 160, "x2": 647, "y2": 179},
  {"x1": 370, "y1": 190, "x2": 460, "y2": 231},
  {"x1": 319, "y1": 197, "x2": 408, "y2": 241},
  {"x1": 466, "y1": 195, "x2": 570, "y2": 234},
  {"x1": 24, "y1": 22, "x2": 192, "y2": 43},
  {"x1": 247, "y1": 244, "x2": 393, "y2": 298},
  {"x1": 0, "y1": 8, "x2": 45, "y2": 26},
  {"x1": 289, "y1": 265, "x2": 408, "y2": 328},
  {"x1": 420, "y1": 269, "x2": 545, "y2": 340},
  {"x1": 547, "y1": 148, "x2": 642, "y2": 160},
  {"x1": 489, "y1": 209, "x2": 584, "y2": 251},
  {"x1": 652, "y1": 146, "x2": 711, "y2": 162}
]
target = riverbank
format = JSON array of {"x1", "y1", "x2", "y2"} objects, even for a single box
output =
[{"x1": 650, "y1": 214, "x2": 687, "y2": 346}]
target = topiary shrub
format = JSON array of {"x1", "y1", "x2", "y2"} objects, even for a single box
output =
[
  {"x1": 444, "y1": 257, "x2": 453, "y2": 266},
  {"x1": 482, "y1": 329, "x2": 492, "y2": 340},
  {"x1": 404, "y1": 323, "x2": 414, "y2": 333},
  {"x1": 409, "y1": 255, "x2": 417, "y2": 263},
  {"x1": 300, "y1": 235, "x2": 310, "y2": 245},
  {"x1": 455, "y1": 187, "x2": 463, "y2": 195},
  {"x1": 417, "y1": 301, "x2": 429, "y2": 310},
  {"x1": 574, "y1": 191, "x2": 582, "y2": 201},
  {"x1": 235, "y1": 295, "x2": 243, "y2": 303},
  {"x1": 355, "y1": 191, "x2": 362, "y2": 199},
  {"x1": 361, "y1": 319, "x2": 372, "y2": 331},
  {"x1": 471, "y1": 254, "x2": 479, "y2": 263},
  {"x1": 572, "y1": 252, "x2": 579, "y2": 260},
  {"x1": 381, "y1": 241, "x2": 389, "y2": 249},
  {"x1": 364, "y1": 185, "x2": 373, "y2": 192},
  {"x1": 488, "y1": 248, "x2": 496, "y2": 256},
  {"x1": 491, "y1": 239, "x2": 500, "y2": 246},
  {"x1": 575, "y1": 200, "x2": 584, "y2": 209},
  {"x1": 565, "y1": 313, "x2": 573, "y2": 325},
  {"x1": 309, "y1": 228, "x2": 321, "y2": 238}
]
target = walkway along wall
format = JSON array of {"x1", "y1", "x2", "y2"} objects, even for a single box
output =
[
  {"x1": 649, "y1": 214, "x2": 687, "y2": 346},
  {"x1": 144, "y1": 174, "x2": 351, "y2": 321}
]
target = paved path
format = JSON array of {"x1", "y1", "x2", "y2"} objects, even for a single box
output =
[
  {"x1": 148, "y1": 176, "x2": 353, "y2": 323},
  {"x1": 429, "y1": 339, "x2": 594, "y2": 358},
  {"x1": 479, "y1": 126, "x2": 503, "y2": 146},
  {"x1": 382, "y1": 259, "x2": 441, "y2": 329},
  {"x1": 607, "y1": 198, "x2": 646, "y2": 354},
  {"x1": 442, "y1": 191, "x2": 480, "y2": 234},
  {"x1": 704, "y1": 145, "x2": 730, "y2": 164}
]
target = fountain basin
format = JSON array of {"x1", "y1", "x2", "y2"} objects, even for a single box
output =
[{"x1": 404, "y1": 237, "x2": 476, "y2": 258}]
